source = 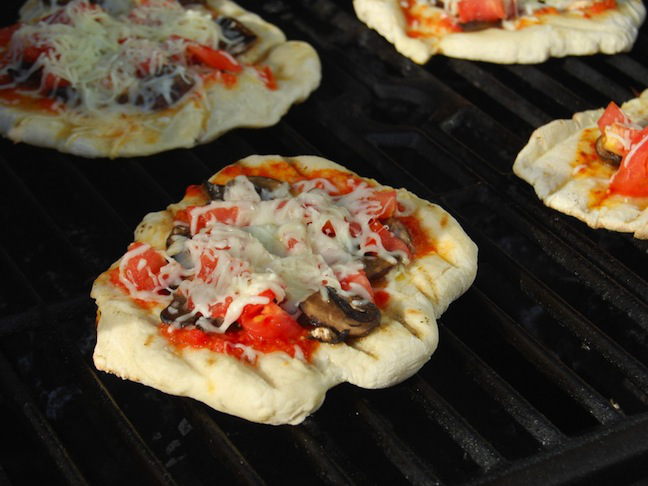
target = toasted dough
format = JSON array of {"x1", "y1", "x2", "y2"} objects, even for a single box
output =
[
  {"x1": 91, "y1": 155, "x2": 478, "y2": 424},
  {"x1": 514, "y1": 89, "x2": 648, "y2": 238},
  {"x1": 352, "y1": 0, "x2": 645, "y2": 64},
  {"x1": 0, "y1": 1, "x2": 321, "y2": 158}
]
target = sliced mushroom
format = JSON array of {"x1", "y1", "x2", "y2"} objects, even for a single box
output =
[
  {"x1": 161, "y1": 292, "x2": 225, "y2": 330},
  {"x1": 299, "y1": 287, "x2": 381, "y2": 343},
  {"x1": 216, "y1": 16, "x2": 258, "y2": 56},
  {"x1": 204, "y1": 180, "x2": 226, "y2": 201},
  {"x1": 384, "y1": 217, "x2": 413, "y2": 253},
  {"x1": 166, "y1": 223, "x2": 191, "y2": 248},
  {"x1": 161, "y1": 293, "x2": 199, "y2": 327},
  {"x1": 459, "y1": 20, "x2": 502, "y2": 32},
  {"x1": 362, "y1": 218, "x2": 413, "y2": 281},
  {"x1": 245, "y1": 176, "x2": 290, "y2": 200},
  {"x1": 362, "y1": 255, "x2": 395, "y2": 281},
  {"x1": 595, "y1": 136, "x2": 623, "y2": 167}
]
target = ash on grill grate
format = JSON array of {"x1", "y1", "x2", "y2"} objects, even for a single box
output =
[{"x1": 1, "y1": 0, "x2": 648, "y2": 484}]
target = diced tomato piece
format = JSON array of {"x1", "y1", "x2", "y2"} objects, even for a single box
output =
[
  {"x1": 322, "y1": 221, "x2": 336, "y2": 237},
  {"x1": 41, "y1": 72, "x2": 70, "y2": 93},
  {"x1": 609, "y1": 127, "x2": 648, "y2": 197},
  {"x1": 369, "y1": 190, "x2": 398, "y2": 219},
  {"x1": 186, "y1": 44, "x2": 243, "y2": 73},
  {"x1": 239, "y1": 301, "x2": 302, "y2": 340},
  {"x1": 369, "y1": 220, "x2": 413, "y2": 259},
  {"x1": 340, "y1": 271, "x2": 374, "y2": 300},
  {"x1": 189, "y1": 206, "x2": 239, "y2": 233},
  {"x1": 237, "y1": 289, "x2": 276, "y2": 317},
  {"x1": 597, "y1": 102, "x2": 629, "y2": 133},
  {"x1": 119, "y1": 243, "x2": 167, "y2": 291},
  {"x1": 22, "y1": 45, "x2": 50, "y2": 63},
  {"x1": 0, "y1": 24, "x2": 20, "y2": 46},
  {"x1": 208, "y1": 297, "x2": 233, "y2": 319},
  {"x1": 457, "y1": 0, "x2": 507, "y2": 23}
]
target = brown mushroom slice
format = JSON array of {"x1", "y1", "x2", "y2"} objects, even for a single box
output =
[
  {"x1": 204, "y1": 181, "x2": 226, "y2": 201},
  {"x1": 216, "y1": 16, "x2": 258, "y2": 56},
  {"x1": 299, "y1": 287, "x2": 381, "y2": 343},
  {"x1": 595, "y1": 136, "x2": 623, "y2": 167},
  {"x1": 161, "y1": 293, "x2": 199, "y2": 326},
  {"x1": 362, "y1": 255, "x2": 395, "y2": 281},
  {"x1": 383, "y1": 217, "x2": 414, "y2": 253},
  {"x1": 161, "y1": 292, "x2": 225, "y2": 331},
  {"x1": 245, "y1": 176, "x2": 291, "y2": 200}
]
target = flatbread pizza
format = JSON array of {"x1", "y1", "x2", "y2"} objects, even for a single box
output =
[
  {"x1": 0, "y1": 0, "x2": 320, "y2": 157},
  {"x1": 91, "y1": 155, "x2": 478, "y2": 425},
  {"x1": 353, "y1": 0, "x2": 645, "y2": 64},
  {"x1": 514, "y1": 89, "x2": 648, "y2": 238}
]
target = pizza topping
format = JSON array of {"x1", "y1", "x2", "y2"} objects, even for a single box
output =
[
  {"x1": 595, "y1": 135, "x2": 622, "y2": 166},
  {"x1": 402, "y1": 0, "x2": 618, "y2": 35},
  {"x1": 215, "y1": 16, "x2": 258, "y2": 56},
  {"x1": 299, "y1": 286, "x2": 381, "y2": 343},
  {"x1": 112, "y1": 172, "x2": 419, "y2": 359},
  {"x1": 588, "y1": 103, "x2": 648, "y2": 197},
  {"x1": 608, "y1": 128, "x2": 648, "y2": 197},
  {"x1": 0, "y1": 0, "x2": 267, "y2": 114}
]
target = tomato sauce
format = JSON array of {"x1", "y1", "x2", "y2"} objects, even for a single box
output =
[
  {"x1": 374, "y1": 290, "x2": 390, "y2": 309},
  {"x1": 160, "y1": 323, "x2": 318, "y2": 363},
  {"x1": 0, "y1": 88, "x2": 61, "y2": 113},
  {"x1": 400, "y1": 215, "x2": 436, "y2": 257}
]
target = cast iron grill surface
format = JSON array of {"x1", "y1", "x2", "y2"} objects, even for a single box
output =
[{"x1": 1, "y1": 0, "x2": 648, "y2": 484}]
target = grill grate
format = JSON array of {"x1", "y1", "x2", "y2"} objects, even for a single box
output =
[{"x1": 1, "y1": 0, "x2": 648, "y2": 484}]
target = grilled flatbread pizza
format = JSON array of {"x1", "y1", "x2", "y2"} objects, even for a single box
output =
[
  {"x1": 0, "y1": 0, "x2": 320, "y2": 158},
  {"x1": 514, "y1": 89, "x2": 648, "y2": 238},
  {"x1": 91, "y1": 155, "x2": 478, "y2": 425},
  {"x1": 353, "y1": 0, "x2": 645, "y2": 64}
]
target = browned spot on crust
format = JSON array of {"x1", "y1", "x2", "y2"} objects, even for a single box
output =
[
  {"x1": 571, "y1": 128, "x2": 615, "y2": 180},
  {"x1": 144, "y1": 335, "x2": 154, "y2": 346},
  {"x1": 440, "y1": 214, "x2": 448, "y2": 228}
]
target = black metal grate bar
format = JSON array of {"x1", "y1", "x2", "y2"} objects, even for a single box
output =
[
  {"x1": 439, "y1": 326, "x2": 565, "y2": 448},
  {"x1": 468, "y1": 287, "x2": 624, "y2": 424},
  {"x1": 181, "y1": 401, "x2": 266, "y2": 486},
  {"x1": 51, "y1": 331, "x2": 178, "y2": 486},
  {"x1": 562, "y1": 59, "x2": 636, "y2": 102},
  {"x1": 477, "y1": 414, "x2": 648, "y2": 486},
  {"x1": 354, "y1": 397, "x2": 442, "y2": 485},
  {"x1": 0, "y1": 296, "x2": 91, "y2": 337},
  {"x1": 406, "y1": 375, "x2": 504, "y2": 471},
  {"x1": 287, "y1": 424, "x2": 359, "y2": 486},
  {"x1": 0, "y1": 351, "x2": 89, "y2": 485}
]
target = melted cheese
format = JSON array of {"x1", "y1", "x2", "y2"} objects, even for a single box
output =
[
  {"x1": 116, "y1": 176, "x2": 409, "y2": 333},
  {"x1": 1, "y1": 0, "x2": 240, "y2": 114}
]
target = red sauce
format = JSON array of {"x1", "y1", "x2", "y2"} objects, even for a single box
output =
[
  {"x1": 0, "y1": 88, "x2": 60, "y2": 113},
  {"x1": 400, "y1": 215, "x2": 436, "y2": 257},
  {"x1": 584, "y1": 0, "x2": 616, "y2": 17},
  {"x1": 374, "y1": 290, "x2": 390, "y2": 309},
  {"x1": 184, "y1": 184, "x2": 205, "y2": 198},
  {"x1": 160, "y1": 323, "x2": 318, "y2": 363}
]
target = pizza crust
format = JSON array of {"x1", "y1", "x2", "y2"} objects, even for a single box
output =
[
  {"x1": 514, "y1": 89, "x2": 648, "y2": 239},
  {"x1": 91, "y1": 155, "x2": 478, "y2": 424},
  {"x1": 353, "y1": 0, "x2": 646, "y2": 64},
  {"x1": 0, "y1": 1, "x2": 321, "y2": 158}
]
